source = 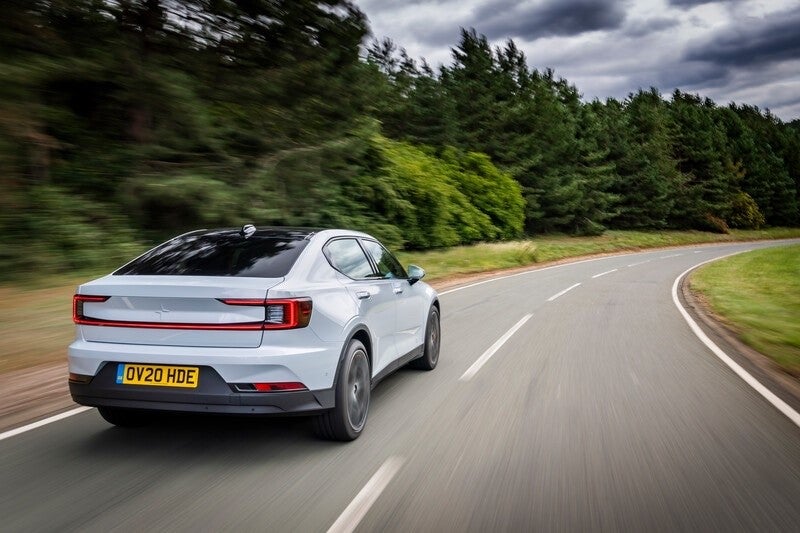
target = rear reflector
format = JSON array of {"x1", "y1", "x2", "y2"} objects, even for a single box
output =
[
  {"x1": 68, "y1": 373, "x2": 93, "y2": 384},
  {"x1": 253, "y1": 382, "x2": 308, "y2": 392}
]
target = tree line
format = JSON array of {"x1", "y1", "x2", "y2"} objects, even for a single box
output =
[
  {"x1": 0, "y1": 1, "x2": 797, "y2": 278},
  {"x1": 369, "y1": 29, "x2": 799, "y2": 234}
]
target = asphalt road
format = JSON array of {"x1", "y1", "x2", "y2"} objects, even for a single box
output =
[{"x1": 2, "y1": 241, "x2": 800, "y2": 532}]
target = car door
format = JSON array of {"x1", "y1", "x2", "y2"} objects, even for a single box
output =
[
  {"x1": 323, "y1": 238, "x2": 398, "y2": 378},
  {"x1": 361, "y1": 239, "x2": 427, "y2": 360}
]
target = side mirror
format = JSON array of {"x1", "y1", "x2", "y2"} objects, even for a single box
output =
[{"x1": 407, "y1": 264, "x2": 426, "y2": 285}]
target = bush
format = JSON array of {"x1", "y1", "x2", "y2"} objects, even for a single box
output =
[
  {"x1": 365, "y1": 136, "x2": 503, "y2": 248},
  {"x1": 701, "y1": 213, "x2": 731, "y2": 234},
  {"x1": 728, "y1": 192, "x2": 765, "y2": 229},
  {"x1": 573, "y1": 217, "x2": 606, "y2": 236},
  {"x1": 439, "y1": 148, "x2": 525, "y2": 239}
]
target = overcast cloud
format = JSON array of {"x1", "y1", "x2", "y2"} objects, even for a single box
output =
[{"x1": 355, "y1": 0, "x2": 800, "y2": 120}]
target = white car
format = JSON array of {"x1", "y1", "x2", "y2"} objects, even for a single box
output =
[{"x1": 69, "y1": 226, "x2": 440, "y2": 440}]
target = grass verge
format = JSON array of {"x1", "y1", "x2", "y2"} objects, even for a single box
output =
[
  {"x1": 397, "y1": 228, "x2": 800, "y2": 280},
  {"x1": 2, "y1": 228, "x2": 799, "y2": 375},
  {"x1": 690, "y1": 244, "x2": 800, "y2": 376}
]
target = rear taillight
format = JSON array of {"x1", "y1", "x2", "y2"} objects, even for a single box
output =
[
  {"x1": 73, "y1": 295, "x2": 311, "y2": 330},
  {"x1": 219, "y1": 298, "x2": 312, "y2": 329},
  {"x1": 73, "y1": 295, "x2": 110, "y2": 324}
]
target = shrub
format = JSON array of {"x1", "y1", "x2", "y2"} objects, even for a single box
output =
[
  {"x1": 701, "y1": 213, "x2": 731, "y2": 234},
  {"x1": 728, "y1": 192, "x2": 765, "y2": 229}
]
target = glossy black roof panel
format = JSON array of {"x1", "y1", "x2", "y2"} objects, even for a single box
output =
[{"x1": 113, "y1": 227, "x2": 318, "y2": 277}]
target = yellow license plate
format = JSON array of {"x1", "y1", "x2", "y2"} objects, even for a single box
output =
[{"x1": 116, "y1": 364, "x2": 199, "y2": 388}]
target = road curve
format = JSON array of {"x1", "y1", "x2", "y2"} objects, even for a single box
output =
[{"x1": 2, "y1": 241, "x2": 799, "y2": 532}]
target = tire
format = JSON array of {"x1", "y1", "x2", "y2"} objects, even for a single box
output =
[
  {"x1": 313, "y1": 339, "x2": 371, "y2": 441},
  {"x1": 97, "y1": 406, "x2": 148, "y2": 427},
  {"x1": 409, "y1": 306, "x2": 440, "y2": 371}
]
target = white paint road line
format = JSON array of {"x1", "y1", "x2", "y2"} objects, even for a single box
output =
[
  {"x1": 439, "y1": 256, "x2": 611, "y2": 296},
  {"x1": 627, "y1": 259, "x2": 651, "y2": 267},
  {"x1": 592, "y1": 268, "x2": 618, "y2": 279},
  {"x1": 661, "y1": 253, "x2": 684, "y2": 259},
  {"x1": 547, "y1": 283, "x2": 581, "y2": 302},
  {"x1": 672, "y1": 256, "x2": 800, "y2": 429},
  {"x1": 0, "y1": 407, "x2": 93, "y2": 442},
  {"x1": 327, "y1": 456, "x2": 405, "y2": 533},
  {"x1": 459, "y1": 314, "x2": 533, "y2": 382}
]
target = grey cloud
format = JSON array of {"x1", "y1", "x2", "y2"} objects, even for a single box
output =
[
  {"x1": 656, "y1": 62, "x2": 730, "y2": 90},
  {"x1": 667, "y1": 0, "x2": 739, "y2": 7},
  {"x1": 622, "y1": 16, "x2": 680, "y2": 38},
  {"x1": 472, "y1": 0, "x2": 626, "y2": 40},
  {"x1": 685, "y1": 7, "x2": 800, "y2": 66}
]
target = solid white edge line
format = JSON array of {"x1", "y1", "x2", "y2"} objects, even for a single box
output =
[
  {"x1": 592, "y1": 268, "x2": 618, "y2": 279},
  {"x1": 459, "y1": 314, "x2": 533, "y2": 382},
  {"x1": 0, "y1": 406, "x2": 93, "y2": 442},
  {"x1": 547, "y1": 283, "x2": 581, "y2": 302},
  {"x1": 672, "y1": 254, "x2": 800, "y2": 429},
  {"x1": 327, "y1": 456, "x2": 405, "y2": 533}
]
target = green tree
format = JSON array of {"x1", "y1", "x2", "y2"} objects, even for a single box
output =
[
  {"x1": 600, "y1": 90, "x2": 683, "y2": 228},
  {"x1": 729, "y1": 105, "x2": 799, "y2": 225},
  {"x1": 668, "y1": 91, "x2": 738, "y2": 229}
]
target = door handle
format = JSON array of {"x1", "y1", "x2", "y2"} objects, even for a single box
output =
[
  {"x1": 356, "y1": 290, "x2": 371, "y2": 300},
  {"x1": 393, "y1": 285, "x2": 403, "y2": 294}
]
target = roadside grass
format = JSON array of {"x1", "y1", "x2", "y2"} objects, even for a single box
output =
[
  {"x1": 690, "y1": 244, "x2": 800, "y2": 376},
  {"x1": 2, "y1": 228, "x2": 799, "y2": 375},
  {"x1": 397, "y1": 228, "x2": 800, "y2": 280},
  {"x1": 0, "y1": 276, "x2": 85, "y2": 374}
]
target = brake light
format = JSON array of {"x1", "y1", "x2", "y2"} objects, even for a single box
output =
[
  {"x1": 218, "y1": 298, "x2": 312, "y2": 329},
  {"x1": 73, "y1": 295, "x2": 110, "y2": 323},
  {"x1": 72, "y1": 295, "x2": 312, "y2": 330}
]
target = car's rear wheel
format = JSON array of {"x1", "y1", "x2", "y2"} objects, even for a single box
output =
[
  {"x1": 409, "y1": 306, "x2": 440, "y2": 370},
  {"x1": 313, "y1": 339, "x2": 370, "y2": 441},
  {"x1": 97, "y1": 406, "x2": 148, "y2": 427}
]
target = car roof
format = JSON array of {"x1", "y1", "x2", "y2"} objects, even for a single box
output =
[
  {"x1": 182, "y1": 226, "x2": 322, "y2": 240},
  {"x1": 183, "y1": 227, "x2": 375, "y2": 241}
]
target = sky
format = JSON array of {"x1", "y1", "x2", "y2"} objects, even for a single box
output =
[{"x1": 354, "y1": 0, "x2": 800, "y2": 121}]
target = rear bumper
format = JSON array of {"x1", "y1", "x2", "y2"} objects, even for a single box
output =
[
  {"x1": 68, "y1": 337, "x2": 342, "y2": 392},
  {"x1": 70, "y1": 364, "x2": 334, "y2": 415}
]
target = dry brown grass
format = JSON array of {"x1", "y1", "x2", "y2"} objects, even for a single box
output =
[{"x1": 0, "y1": 279, "x2": 82, "y2": 374}]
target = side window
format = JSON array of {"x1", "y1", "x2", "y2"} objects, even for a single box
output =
[
  {"x1": 324, "y1": 239, "x2": 376, "y2": 279},
  {"x1": 362, "y1": 240, "x2": 407, "y2": 279}
]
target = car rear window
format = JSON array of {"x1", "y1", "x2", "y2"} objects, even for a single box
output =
[{"x1": 114, "y1": 231, "x2": 310, "y2": 277}]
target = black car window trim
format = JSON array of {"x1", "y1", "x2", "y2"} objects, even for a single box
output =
[{"x1": 322, "y1": 237, "x2": 381, "y2": 281}]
